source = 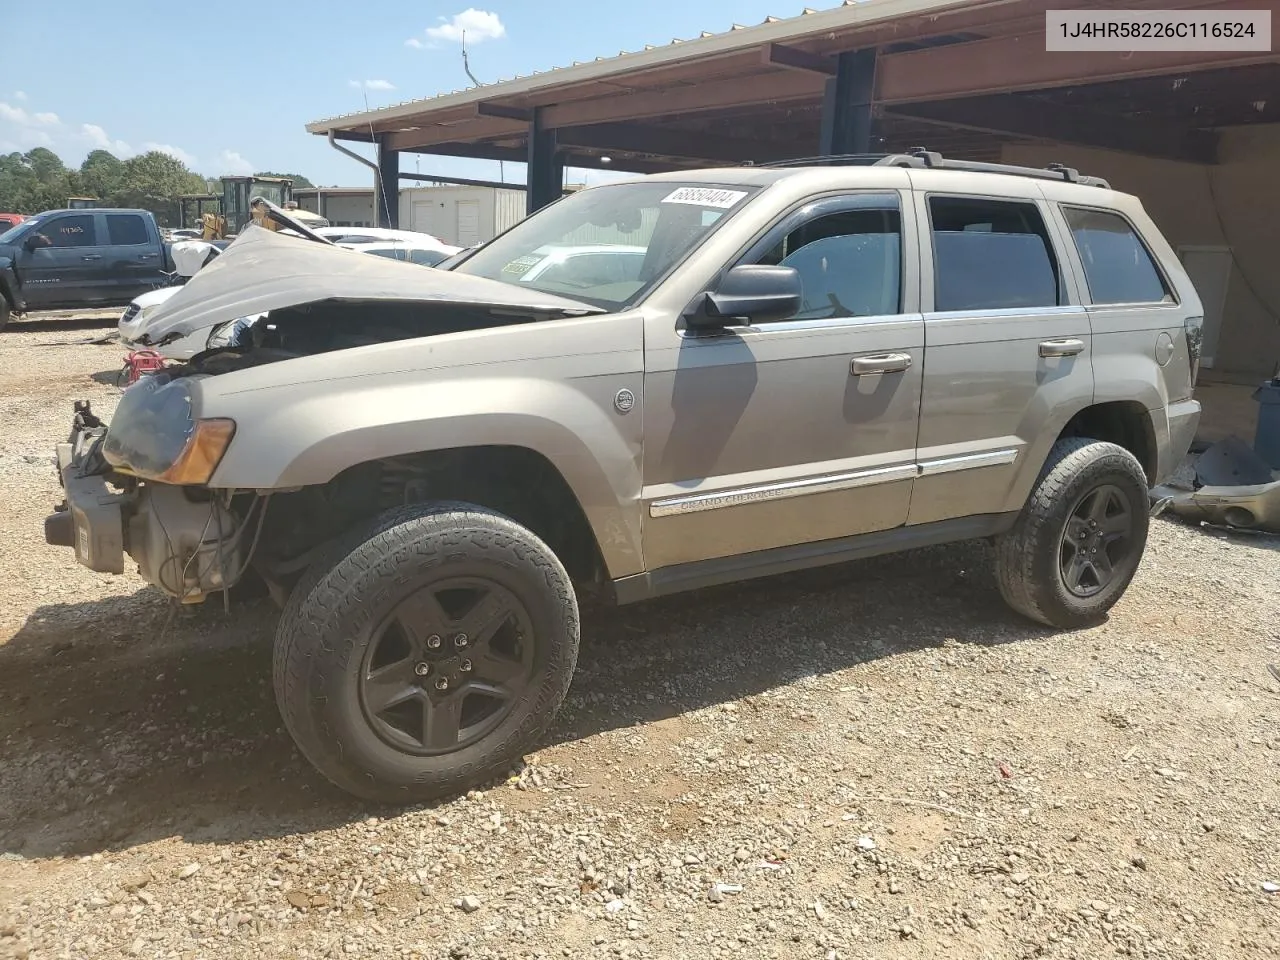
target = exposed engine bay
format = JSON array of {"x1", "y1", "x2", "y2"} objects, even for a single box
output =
[{"x1": 172, "y1": 298, "x2": 542, "y2": 377}]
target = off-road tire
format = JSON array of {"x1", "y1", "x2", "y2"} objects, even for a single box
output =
[
  {"x1": 995, "y1": 438, "x2": 1149, "y2": 629},
  {"x1": 273, "y1": 502, "x2": 579, "y2": 804},
  {"x1": 0, "y1": 298, "x2": 9, "y2": 331}
]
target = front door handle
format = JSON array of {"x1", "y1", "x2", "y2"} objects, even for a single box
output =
[
  {"x1": 851, "y1": 352, "x2": 913, "y2": 376},
  {"x1": 81, "y1": 254, "x2": 103, "y2": 261},
  {"x1": 1039, "y1": 338, "x2": 1084, "y2": 358},
  {"x1": 137, "y1": 253, "x2": 157, "y2": 260}
]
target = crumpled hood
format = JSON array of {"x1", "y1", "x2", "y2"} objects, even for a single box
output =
[{"x1": 139, "y1": 224, "x2": 603, "y2": 343}]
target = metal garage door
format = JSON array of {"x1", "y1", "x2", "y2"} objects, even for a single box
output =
[{"x1": 456, "y1": 200, "x2": 481, "y2": 248}]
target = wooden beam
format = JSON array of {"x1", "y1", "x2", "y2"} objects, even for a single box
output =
[
  {"x1": 384, "y1": 116, "x2": 525, "y2": 151},
  {"x1": 763, "y1": 43, "x2": 837, "y2": 76},
  {"x1": 476, "y1": 102, "x2": 533, "y2": 122},
  {"x1": 541, "y1": 68, "x2": 823, "y2": 128},
  {"x1": 877, "y1": 0, "x2": 1280, "y2": 103},
  {"x1": 885, "y1": 95, "x2": 1220, "y2": 163},
  {"x1": 556, "y1": 122, "x2": 802, "y2": 163}
]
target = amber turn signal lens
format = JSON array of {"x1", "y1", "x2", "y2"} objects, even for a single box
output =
[{"x1": 157, "y1": 419, "x2": 236, "y2": 485}]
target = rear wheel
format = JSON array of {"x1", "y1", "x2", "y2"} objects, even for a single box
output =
[
  {"x1": 0, "y1": 298, "x2": 9, "y2": 331},
  {"x1": 995, "y1": 438, "x2": 1149, "y2": 628},
  {"x1": 273, "y1": 502, "x2": 579, "y2": 803}
]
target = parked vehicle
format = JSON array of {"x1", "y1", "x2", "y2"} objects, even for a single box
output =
[
  {"x1": 0, "y1": 208, "x2": 170, "y2": 329},
  {"x1": 345, "y1": 241, "x2": 456, "y2": 266},
  {"x1": 118, "y1": 239, "x2": 233, "y2": 358},
  {"x1": 0, "y1": 213, "x2": 25, "y2": 232},
  {"x1": 315, "y1": 226, "x2": 456, "y2": 250},
  {"x1": 45, "y1": 154, "x2": 1203, "y2": 803}
]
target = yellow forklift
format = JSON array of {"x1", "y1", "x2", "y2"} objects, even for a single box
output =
[{"x1": 199, "y1": 176, "x2": 329, "y2": 239}]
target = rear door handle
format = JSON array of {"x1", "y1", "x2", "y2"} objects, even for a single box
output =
[
  {"x1": 81, "y1": 254, "x2": 102, "y2": 261},
  {"x1": 851, "y1": 353, "x2": 913, "y2": 376},
  {"x1": 137, "y1": 253, "x2": 157, "y2": 260},
  {"x1": 1038, "y1": 338, "x2": 1084, "y2": 358}
]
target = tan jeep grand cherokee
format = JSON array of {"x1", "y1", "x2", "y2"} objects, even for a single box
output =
[{"x1": 46, "y1": 152, "x2": 1202, "y2": 802}]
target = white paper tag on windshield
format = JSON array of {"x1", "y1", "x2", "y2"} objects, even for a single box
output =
[{"x1": 661, "y1": 187, "x2": 748, "y2": 209}]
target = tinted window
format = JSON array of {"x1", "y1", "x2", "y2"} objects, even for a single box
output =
[
  {"x1": 107, "y1": 214, "x2": 149, "y2": 246},
  {"x1": 929, "y1": 197, "x2": 1060, "y2": 311},
  {"x1": 1063, "y1": 206, "x2": 1172, "y2": 304},
  {"x1": 755, "y1": 205, "x2": 901, "y2": 320},
  {"x1": 28, "y1": 214, "x2": 97, "y2": 249},
  {"x1": 366, "y1": 247, "x2": 407, "y2": 260}
]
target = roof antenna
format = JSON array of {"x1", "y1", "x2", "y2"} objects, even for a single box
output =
[{"x1": 461, "y1": 30, "x2": 481, "y2": 87}]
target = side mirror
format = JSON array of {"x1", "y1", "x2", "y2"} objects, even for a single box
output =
[
  {"x1": 688, "y1": 264, "x2": 802, "y2": 329},
  {"x1": 22, "y1": 235, "x2": 42, "y2": 253}
]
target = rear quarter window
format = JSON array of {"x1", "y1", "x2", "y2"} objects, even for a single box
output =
[
  {"x1": 107, "y1": 214, "x2": 150, "y2": 246},
  {"x1": 1062, "y1": 206, "x2": 1173, "y2": 305}
]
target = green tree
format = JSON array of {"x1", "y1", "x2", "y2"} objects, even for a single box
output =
[
  {"x1": 255, "y1": 170, "x2": 315, "y2": 188},
  {"x1": 0, "y1": 149, "x2": 80, "y2": 213},
  {"x1": 79, "y1": 150, "x2": 125, "y2": 199},
  {"x1": 114, "y1": 151, "x2": 208, "y2": 226}
]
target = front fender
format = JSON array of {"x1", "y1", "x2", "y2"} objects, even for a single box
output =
[
  {"x1": 0, "y1": 258, "x2": 21, "y2": 311},
  {"x1": 204, "y1": 370, "x2": 645, "y2": 578}
]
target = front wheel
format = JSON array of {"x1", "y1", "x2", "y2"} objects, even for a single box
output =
[
  {"x1": 273, "y1": 502, "x2": 579, "y2": 803},
  {"x1": 995, "y1": 438, "x2": 1149, "y2": 629}
]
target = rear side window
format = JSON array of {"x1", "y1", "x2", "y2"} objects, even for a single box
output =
[
  {"x1": 929, "y1": 197, "x2": 1060, "y2": 311},
  {"x1": 107, "y1": 214, "x2": 149, "y2": 246},
  {"x1": 30, "y1": 214, "x2": 97, "y2": 249},
  {"x1": 1062, "y1": 206, "x2": 1173, "y2": 305}
]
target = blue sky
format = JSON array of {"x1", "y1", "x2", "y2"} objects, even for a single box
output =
[{"x1": 3, "y1": 1, "x2": 843, "y2": 189}]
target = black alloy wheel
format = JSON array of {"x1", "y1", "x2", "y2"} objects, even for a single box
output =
[
  {"x1": 359, "y1": 578, "x2": 535, "y2": 756},
  {"x1": 1058, "y1": 483, "x2": 1137, "y2": 598}
]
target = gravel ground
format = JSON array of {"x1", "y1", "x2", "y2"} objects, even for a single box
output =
[{"x1": 2, "y1": 315, "x2": 1279, "y2": 960}]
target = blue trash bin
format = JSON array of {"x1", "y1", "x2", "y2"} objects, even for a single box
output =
[{"x1": 1253, "y1": 378, "x2": 1280, "y2": 470}]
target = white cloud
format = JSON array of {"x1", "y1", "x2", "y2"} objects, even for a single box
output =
[
  {"x1": 218, "y1": 149, "x2": 254, "y2": 175},
  {"x1": 424, "y1": 9, "x2": 505, "y2": 44},
  {"x1": 349, "y1": 79, "x2": 395, "y2": 91},
  {"x1": 13, "y1": 90, "x2": 27, "y2": 101},
  {"x1": 0, "y1": 102, "x2": 60, "y2": 126},
  {"x1": 405, "y1": 37, "x2": 424, "y2": 48},
  {"x1": 81, "y1": 123, "x2": 133, "y2": 155},
  {"x1": 143, "y1": 142, "x2": 197, "y2": 167}
]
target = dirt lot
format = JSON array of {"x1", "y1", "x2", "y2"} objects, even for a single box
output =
[{"x1": 1, "y1": 315, "x2": 1278, "y2": 960}]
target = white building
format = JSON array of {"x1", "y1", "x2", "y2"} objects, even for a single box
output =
[{"x1": 294, "y1": 184, "x2": 583, "y2": 246}]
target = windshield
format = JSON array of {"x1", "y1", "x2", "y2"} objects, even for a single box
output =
[
  {"x1": 0, "y1": 217, "x2": 38, "y2": 244},
  {"x1": 452, "y1": 181, "x2": 758, "y2": 310}
]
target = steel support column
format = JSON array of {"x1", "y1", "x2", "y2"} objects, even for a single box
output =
[
  {"x1": 375, "y1": 136, "x2": 400, "y2": 228},
  {"x1": 819, "y1": 48, "x2": 878, "y2": 155},
  {"x1": 526, "y1": 109, "x2": 563, "y2": 215}
]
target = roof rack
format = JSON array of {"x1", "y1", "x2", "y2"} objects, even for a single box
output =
[{"x1": 755, "y1": 148, "x2": 1111, "y2": 189}]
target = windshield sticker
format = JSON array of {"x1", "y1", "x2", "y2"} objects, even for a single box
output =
[
  {"x1": 501, "y1": 254, "x2": 544, "y2": 277},
  {"x1": 661, "y1": 187, "x2": 749, "y2": 209}
]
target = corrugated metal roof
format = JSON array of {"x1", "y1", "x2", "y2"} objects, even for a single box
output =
[{"x1": 305, "y1": 0, "x2": 989, "y2": 133}]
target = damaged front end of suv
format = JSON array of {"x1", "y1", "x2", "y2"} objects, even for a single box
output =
[{"x1": 45, "y1": 204, "x2": 612, "y2": 606}]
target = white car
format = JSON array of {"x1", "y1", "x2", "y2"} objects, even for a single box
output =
[
  {"x1": 341, "y1": 241, "x2": 455, "y2": 267},
  {"x1": 316, "y1": 226, "x2": 457, "y2": 251},
  {"x1": 503, "y1": 244, "x2": 647, "y2": 288}
]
